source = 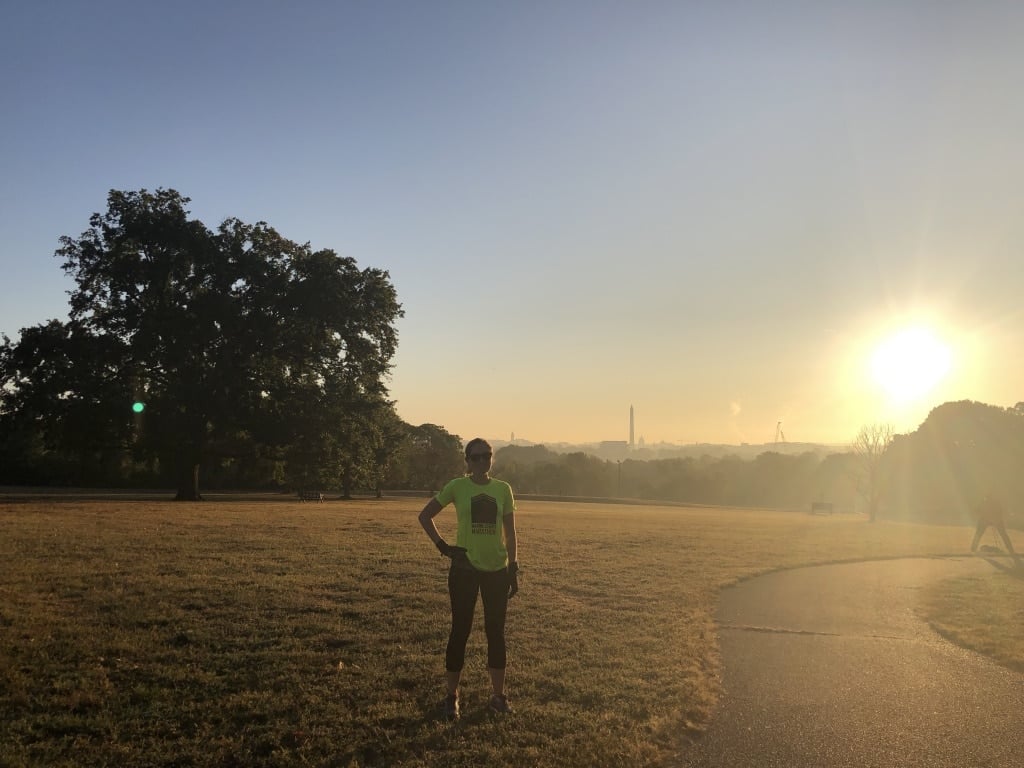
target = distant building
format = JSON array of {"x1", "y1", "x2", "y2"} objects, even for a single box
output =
[{"x1": 629, "y1": 405, "x2": 635, "y2": 449}]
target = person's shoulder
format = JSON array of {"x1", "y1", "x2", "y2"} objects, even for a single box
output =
[
  {"x1": 438, "y1": 476, "x2": 467, "y2": 493},
  {"x1": 445, "y1": 475, "x2": 470, "y2": 488},
  {"x1": 491, "y1": 478, "x2": 514, "y2": 493}
]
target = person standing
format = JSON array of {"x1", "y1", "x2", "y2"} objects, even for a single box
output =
[{"x1": 418, "y1": 437, "x2": 519, "y2": 719}]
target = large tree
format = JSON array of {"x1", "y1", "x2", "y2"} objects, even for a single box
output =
[
  {"x1": 4, "y1": 188, "x2": 402, "y2": 498},
  {"x1": 884, "y1": 400, "x2": 1024, "y2": 522}
]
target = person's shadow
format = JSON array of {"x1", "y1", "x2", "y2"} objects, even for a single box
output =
[{"x1": 977, "y1": 545, "x2": 1024, "y2": 577}]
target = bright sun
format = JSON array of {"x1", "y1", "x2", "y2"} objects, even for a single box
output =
[{"x1": 871, "y1": 327, "x2": 952, "y2": 403}]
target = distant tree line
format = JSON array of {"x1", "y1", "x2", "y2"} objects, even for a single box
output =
[
  {"x1": 491, "y1": 400, "x2": 1024, "y2": 524},
  {"x1": 0, "y1": 405, "x2": 467, "y2": 498},
  {"x1": 491, "y1": 444, "x2": 859, "y2": 511}
]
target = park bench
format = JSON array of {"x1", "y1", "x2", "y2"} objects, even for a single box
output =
[
  {"x1": 298, "y1": 490, "x2": 325, "y2": 502},
  {"x1": 810, "y1": 501, "x2": 834, "y2": 515}
]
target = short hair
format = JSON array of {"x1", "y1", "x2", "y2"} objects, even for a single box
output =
[{"x1": 464, "y1": 437, "x2": 492, "y2": 459}]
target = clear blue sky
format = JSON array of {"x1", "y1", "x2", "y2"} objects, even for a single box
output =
[{"x1": 3, "y1": 1, "x2": 1022, "y2": 445}]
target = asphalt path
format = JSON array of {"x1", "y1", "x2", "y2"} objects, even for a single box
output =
[{"x1": 679, "y1": 556, "x2": 1024, "y2": 768}]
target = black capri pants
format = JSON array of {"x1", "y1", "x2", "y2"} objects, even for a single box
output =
[{"x1": 445, "y1": 561, "x2": 510, "y2": 672}]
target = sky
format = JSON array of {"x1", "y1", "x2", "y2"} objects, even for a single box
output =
[{"x1": 3, "y1": 1, "x2": 1023, "y2": 447}]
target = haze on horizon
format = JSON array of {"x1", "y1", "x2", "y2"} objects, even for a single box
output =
[{"x1": 3, "y1": 2, "x2": 1022, "y2": 447}]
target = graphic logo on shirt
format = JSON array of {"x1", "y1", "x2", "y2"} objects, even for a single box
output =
[{"x1": 471, "y1": 494, "x2": 498, "y2": 535}]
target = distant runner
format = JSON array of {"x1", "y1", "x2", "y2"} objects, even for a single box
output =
[{"x1": 418, "y1": 437, "x2": 519, "y2": 720}]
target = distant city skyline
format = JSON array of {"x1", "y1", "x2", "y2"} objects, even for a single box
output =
[
  {"x1": 492, "y1": 402, "x2": 850, "y2": 450},
  {"x1": 491, "y1": 431, "x2": 845, "y2": 450},
  {"x1": 458, "y1": 392, "x2": 975, "y2": 449}
]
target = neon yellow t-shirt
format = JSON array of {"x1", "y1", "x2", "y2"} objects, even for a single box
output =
[{"x1": 434, "y1": 476, "x2": 515, "y2": 572}]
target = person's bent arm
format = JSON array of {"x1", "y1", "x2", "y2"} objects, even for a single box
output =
[{"x1": 419, "y1": 498, "x2": 444, "y2": 547}]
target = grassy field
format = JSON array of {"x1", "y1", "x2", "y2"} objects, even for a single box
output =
[
  {"x1": 0, "y1": 497, "x2": 1018, "y2": 768},
  {"x1": 922, "y1": 566, "x2": 1024, "y2": 674}
]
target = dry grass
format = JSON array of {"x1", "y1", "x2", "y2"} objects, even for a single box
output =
[
  {"x1": 0, "y1": 497, "x2": 1004, "y2": 767},
  {"x1": 921, "y1": 566, "x2": 1024, "y2": 674}
]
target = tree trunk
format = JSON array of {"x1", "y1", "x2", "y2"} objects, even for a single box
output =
[{"x1": 175, "y1": 461, "x2": 203, "y2": 501}]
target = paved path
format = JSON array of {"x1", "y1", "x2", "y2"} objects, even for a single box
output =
[{"x1": 680, "y1": 556, "x2": 1024, "y2": 767}]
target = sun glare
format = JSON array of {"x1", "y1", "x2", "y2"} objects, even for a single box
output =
[{"x1": 871, "y1": 327, "x2": 952, "y2": 403}]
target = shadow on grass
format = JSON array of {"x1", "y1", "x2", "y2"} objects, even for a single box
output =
[{"x1": 978, "y1": 552, "x2": 1024, "y2": 578}]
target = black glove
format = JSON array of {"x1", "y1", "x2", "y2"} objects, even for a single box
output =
[
  {"x1": 435, "y1": 540, "x2": 467, "y2": 560},
  {"x1": 507, "y1": 562, "x2": 519, "y2": 599}
]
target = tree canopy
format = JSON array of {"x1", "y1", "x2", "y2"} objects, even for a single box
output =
[
  {"x1": 884, "y1": 400, "x2": 1024, "y2": 522},
  {"x1": 1, "y1": 189, "x2": 403, "y2": 498}
]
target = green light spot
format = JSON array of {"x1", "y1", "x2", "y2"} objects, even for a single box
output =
[{"x1": 132, "y1": 402, "x2": 145, "y2": 413}]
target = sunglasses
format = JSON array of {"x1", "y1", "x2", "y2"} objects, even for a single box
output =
[{"x1": 468, "y1": 453, "x2": 492, "y2": 462}]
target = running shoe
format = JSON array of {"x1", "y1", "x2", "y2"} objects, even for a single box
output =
[
  {"x1": 488, "y1": 694, "x2": 512, "y2": 713},
  {"x1": 442, "y1": 693, "x2": 460, "y2": 720}
]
